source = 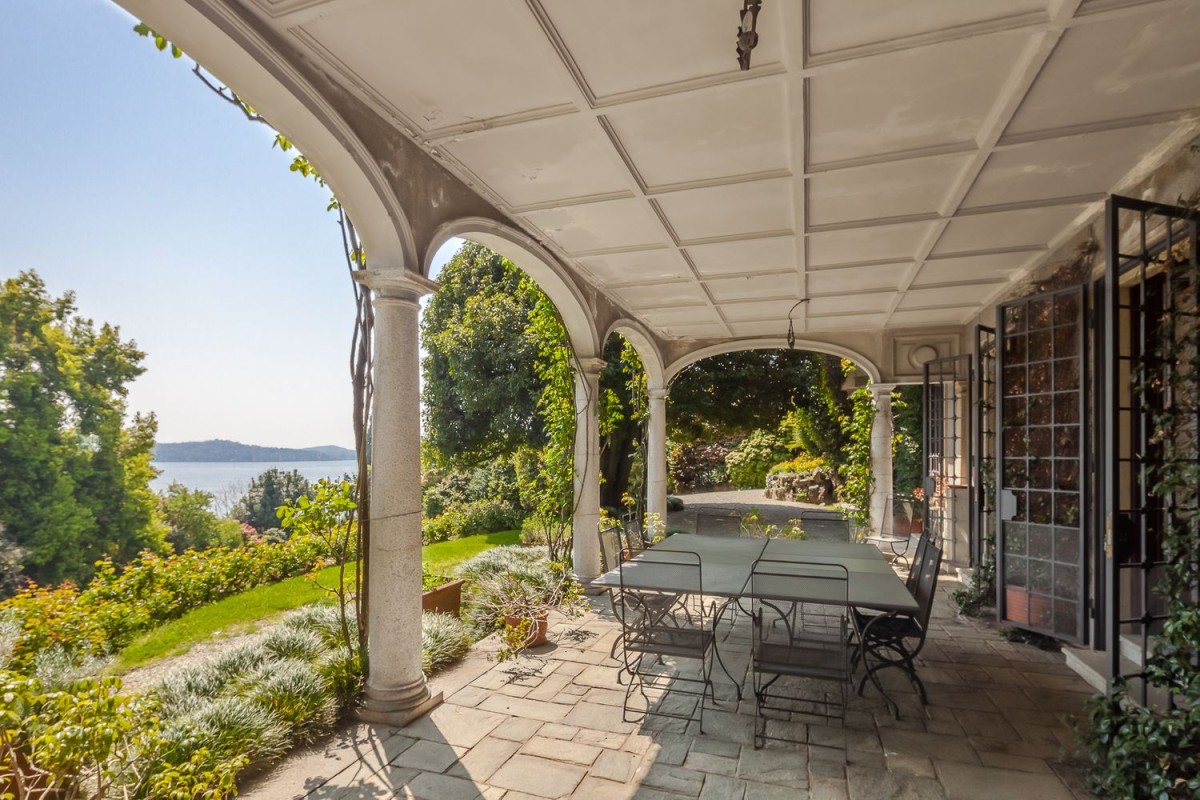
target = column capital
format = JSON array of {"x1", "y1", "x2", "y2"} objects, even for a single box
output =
[
  {"x1": 353, "y1": 268, "x2": 439, "y2": 301},
  {"x1": 576, "y1": 357, "x2": 607, "y2": 377},
  {"x1": 648, "y1": 387, "x2": 669, "y2": 401},
  {"x1": 868, "y1": 382, "x2": 898, "y2": 398}
]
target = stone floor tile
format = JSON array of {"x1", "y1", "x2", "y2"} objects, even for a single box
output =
[
  {"x1": 538, "y1": 722, "x2": 580, "y2": 740},
  {"x1": 562, "y1": 701, "x2": 640, "y2": 734},
  {"x1": 402, "y1": 704, "x2": 507, "y2": 748},
  {"x1": 479, "y1": 694, "x2": 572, "y2": 723},
  {"x1": 527, "y1": 674, "x2": 575, "y2": 703},
  {"x1": 683, "y1": 749, "x2": 740, "y2": 776},
  {"x1": 396, "y1": 770, "x2": 494, "y2": 800},
  {"x1": 808, "y1": 776, "x2": 849, "y2": 800},
  {"x1": 736, "y1": 746, "x2": 807, "y2": 787},
  {"x1": 445, "y1": 736, "x2": 522, "y2": 784},
  {"x1": 934, "y1": 761, "x2": 1076, "y2": 800},
  {"x1": 649, "y1": 732, "x2": 695, "y2": 765},
  {"x1": 571, "y1": 776, "x2": 638, "y2": 800},
  {"x1": 582, "y1": 687, "x2": 629, "y2": 707},
  {"x1": 490, "y1": 715, "x2": 543, "y2": 742},
  {"x1": 878, "y1": 729, "x2": 981, "y2": 766},
  {"x1": 741, "y1": 780, "x2": 799, "y2": 800},
  {"x1": 886, "y1": 754, "x2": 935, "y2": 777},
  {"x1": 807, "y1": 758, "x2": 846, "y2": 780},
  {"x1": 638, "y1": 763, "x2": 707, "y2": 796},
  {"x1": 328, "y1": 765, "x2": 419, "y2": 799},
  {"x1": 390, "y1": 739, "x2": 464, "y2": 773},
  {"x1": 591, "y1": 748, "x2": 639, "y2": 783},
  {"x1": 690, "y1": 737, "x2": 740, "y2": 759},
  {"x1": 977, "y1": 751, "x2": 1053, "y2": 774},
  {"x1": 845, "y1": 765, "x2": 946, "y2": 800},
  {"x1": 699, "y1": 774, "x2": 747, "y2": 800},
  {"x1": 522, "y1": 734, "x2": 603, "y2": 766},
  {"x1": 448, "y1": 684, "x2": 493, "y2": 708},
  {"x1": 575, "y1": 728, "x2": 627, "y2": 749},
  {"x1": 489, "y1": 754, "x2": 587, "y2": 797},
  {"x1": 240, "y1": 724, "x2": 404, "y2": 799}
]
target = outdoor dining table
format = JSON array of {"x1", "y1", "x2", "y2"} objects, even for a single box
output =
[{"x1": 590, "y1": 533, "x2": 920, "y2": 713}]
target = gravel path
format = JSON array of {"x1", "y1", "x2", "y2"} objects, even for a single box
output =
[{"x1": 117, "y1": 622, "x2": 281, "y2": 694}]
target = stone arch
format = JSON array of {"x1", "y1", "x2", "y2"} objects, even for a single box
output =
[
  {"x1": 664, "y1": 338, "x2": 882, "y2": 385},
  {"x1": 602, "y1": 319, "x2": 666, "y2": 389},
  {"x1": 424, "y1": 217, "x2": 600, "y2": 358},
  {"x1": 116, "y1": 0, "x2": 417, "y2": 271}
]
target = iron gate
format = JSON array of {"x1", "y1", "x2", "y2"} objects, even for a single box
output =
[
  {"x1": 996, "y1": 285, "x2": 1089, "y2": 642},
  {"x1": 1104, "y1": 195, "x2": 1200, "y2": 706},
  {"x1": 923, "y1": 354, "x2": 972, "y2": 564}
]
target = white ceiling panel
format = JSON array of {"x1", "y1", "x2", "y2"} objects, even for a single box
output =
[
  {"x1": 806, "y1": 292, "x2": 894, "y2": 316},
  {"x1": 911, "y1": 252, "x2": 1034, "y2": 287},
  {"x1": 687, "y1": 237, "x2": 796, "y2": 277},
  {"x1": 657, "y1": 178, "x2": 794, "y2": 242},
  {"x1": 963, "y1": 124, "x2": 1177, "y2": 208},
  {"x1": 300, "y1": 0, "x2": 575, "y2": 131},
  {"x1": 442, "y1": 116, "x2": 631, "y2": 209},
  {"x1": 604, "y1": 81, "x2": 788, "y2": 188},
  {"x1": 703, "y1": 272, "x2": 797, "y2": 303},
  {"x1": 661, "y1": 321, "x2": 730, "y2": 339},
  {"x1": 898, "y1": 283, "x2": 1006, "y2": 310},
  {"x1": 522, "y1": 198, "x2": 668, "y2": 254},
  {"x1": 807, "y1": 0, "x2": 1048, "y2": 58},
  {"x1": 806, "y1": 313, "x2": 889, "y2": 331},
  {"x1": 1006, "y1": 4, "x2": 1200, "y2": 137},
  {"x1": 807, "y1": 221, "x2": 936, "y2": 267},
  {"x1": 807, "y1": 263, "x2": 908, "y2": 295},
  {"x1": 729, "y1": 320, "x2": 795, "y2": 337},
  {"x1": 612, "y1": 282, "x2": 709, "y2": 310},
  {"x1": 640, "y1": 306, "x2": 722, "y2": 327},
  {"x1": 888, "y1": 307, "x2": 973, "y2": 328},
  {"x1": 722, "y1": 299, "x2": 803, "y2": 322},
  {"x1": 577, "y1": 249, "x2": 692, "y2": 285},
  {"x1": 807, "y1": 154, "x2": 971, "y2": 227},
  {"x1": 807, "y1": 32, "x2": 1031, "y2": 165},
  {"x1": 539, "y1": 0, "x2": 783, "y2": 99},
  {"x1": 931, "y1": 204, "x2": 1089, "y2": 256}
]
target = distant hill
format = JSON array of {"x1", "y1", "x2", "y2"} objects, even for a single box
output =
[{"x1": 154, "y1": 440, "x2": 356, "y2": 463}]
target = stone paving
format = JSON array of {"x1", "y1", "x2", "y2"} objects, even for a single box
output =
[{"x1": 243, "y1": 565, "x2": 1099, "y2": 800}]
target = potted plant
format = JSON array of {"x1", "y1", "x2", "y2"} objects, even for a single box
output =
[
  {"x1": 471, "y1": 561, "x2": 583, "y2": 660},
  {"x1": 422, "y1": 567, "x2": 465, "y2": 617}
]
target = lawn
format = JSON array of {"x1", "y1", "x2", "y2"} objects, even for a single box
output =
[{"x1": 113, "y1": 529, "x2": 522, "y2": 673}]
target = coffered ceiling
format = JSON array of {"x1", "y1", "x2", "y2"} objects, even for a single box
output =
[{"x1": 243, "y1": 0, "x2": 1200, "y2": 341}]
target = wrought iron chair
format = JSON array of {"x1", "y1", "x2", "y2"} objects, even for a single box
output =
[
  {"x1": 854, "y1": 541, "x2": 943, "y2": 718},
  {"x1": 695, "y1": 507, "x2": 742, "y2": 537},
  {"x1": 749, "y1": 559, "x2": 852, "y2": 749},
  {"x1": 599, "y1": 523, "x2": 687, "y2": 666},
  {"x1": 863, "y1": 495, "x2": 920, "y2": 568},
  {"x1": 617, "y1": 549, "x2": 721, "y2": 733}
]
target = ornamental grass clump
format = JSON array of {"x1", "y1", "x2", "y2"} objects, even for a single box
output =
[
  {"x1": 260, "y1": 626, "x2": 325, "y2": 662},
  {"x1": 422, "y1": 612, "x2": 473, "y2": 676},
  {"x1": 243, "y1": 658, "x2": 339, "y2": 744},
  {"x1": 166, "y1": 695, "x2": 290, "y2": 765}
]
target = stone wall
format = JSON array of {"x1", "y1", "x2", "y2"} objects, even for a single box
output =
[{"x1": 764, "y1": 470, "x2": 836, "y2": 505}]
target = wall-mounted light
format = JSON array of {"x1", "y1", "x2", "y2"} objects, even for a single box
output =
[
  {"x1": 786, "y1": 299, "x2": 808, "y2": 349},
  {"x1": 736, "y1": 0, "x2": 762, "y2": 71}
]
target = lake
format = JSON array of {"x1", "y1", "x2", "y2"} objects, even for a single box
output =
[{"x1": 151, "y1": 460, "x2": 360, "y2": 493}]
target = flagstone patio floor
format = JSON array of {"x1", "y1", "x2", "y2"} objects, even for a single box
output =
[{"x1": 243, "y1": 570, "x2": 1099, "y2": 800}]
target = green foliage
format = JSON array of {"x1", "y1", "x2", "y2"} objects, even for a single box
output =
[
  {"x1": 421, "y1": 612, "x2": 474, "y2": 676},
  {"x1": 780, "y1": 355, "x2": 851, "y2": 467},
  {"x1": 421, "y1": 244, "x2": 549, "y2": 465},
  {"x1": 598, "y1": 335, "x2": 649, "y2": 509},
  {"x1": 724, "y1": 430, "x2": 789, "y2": 489},
  {"x1": 0, "y1": 271, "x2": 167, "y2": 587},
  {"x1": 891, "y1": 384, "x2": 924, "y2": 498},
  {"x1": 232, "y1": 467, "x2": 313, "y2": 533},
  {"x1": 666, "y1": 496, "x2": 685, "y2": 512},
  {"x1": 668, "y1": 350, "x2": 831, "y2": 441},
  {"x1": 768, "y1": 453, "x2": 829, "y2": 476},
  {"x1": 158, "y1": 482, "x2": 243, "y2": 552},
  {"x1": 838, "y1": 378, "x2": 876, "y2": 527},
  {"x1": 422, "y1": 499, "x2": 523, "y2": 545},
  {"x1": 668, "y1": 438, "x2": 740, "y2": 492},
  {"x1": 422, "y1": 458, "x2": 523, "y2": 518},
  {"x1": 0, "y1": 536, "x2": 325, "y2": 672}
]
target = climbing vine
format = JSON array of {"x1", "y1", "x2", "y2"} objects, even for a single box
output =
[{"x1": 838, "y1": 361, "x2": 875, "y2": 528}]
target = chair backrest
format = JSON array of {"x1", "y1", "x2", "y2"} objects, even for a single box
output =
[
  {"x1": 749, "y1": 558, "x2": 849, "y2": 677},
  {"x1": 598, "y1": 524, "x2": 624, "y2": 573},
  {"x1": 912, "y1": 542, "x2": 944, "y2": 632},
  {"x1": 905, "y1": 534, "x2": 932, "y2": 592},
  {"x1": 616, "y1": 549, "x2": 705, "y2": 648}
]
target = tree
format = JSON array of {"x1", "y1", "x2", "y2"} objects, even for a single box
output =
[
  {"x1": 0, "y1": 271, "x2": 167, "y2": 585},
  {"x1": 598, "y1": 335, "x2": 647, "y2": 510},
  {"x1": 421, "y1": 244, "x2": 548, "y2": 466},
  {"x1": 231, "y1": 468, "x2": 312, "y2": 532},
  {"x1": 158, "y1": 482, "x2": 244, "y2": 551}
]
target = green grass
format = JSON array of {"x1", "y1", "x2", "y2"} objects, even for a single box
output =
[
  {"x1": 423, "y1": 529, "x2": 521, "y2": 575},
  {"x1": 113, "y1": 529, "x2": 521, "y2": 673}
]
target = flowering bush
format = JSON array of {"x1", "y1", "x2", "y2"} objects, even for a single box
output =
[
  {"x1": 724, "y1": 430, "x2": 789, "y2": 489},
  {"x1": 768, "y1": 453, "x2": 830, "y2": 476},
  {"x1": 421, "y1": 498, "x2": 522, "y2": 544},
  {"x1": 0, "y1": 537, "x2": 326, "y2": 672},
  {"x1": 668, "y1": 437, "x2": 742, "y2": 492}
]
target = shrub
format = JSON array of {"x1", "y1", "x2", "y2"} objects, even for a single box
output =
[
  {"x1": 260, "y1": 627, "x2": 325, "y2": 663},
  {"x1": 666, "y1": 496, "x2": 685, "y2": 512},
  {"x1": 724, "y1": 429, "x2": 789, "y2": 489},
  {"x1": 768, "y1": 453, "x2": 830, "y2": 476},
  {"x1": 243, "y1": 659, "x2": 338, "y2": 744},
  {"x1": 422, "y1": 612, "x2": 473, "y2": 675},
  {"x1": 422, "y1": 498, "x2": 522, "y2": 544},
  {"x1": 171, "y1": 695, "x2": 290, "y2": 764},
  {"x1": 668, "y1": 437, "x2": 741, "y2": 491}
]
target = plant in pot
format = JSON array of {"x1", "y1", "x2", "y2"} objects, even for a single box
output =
[
  {"x1": 422, "y1": 567, "x2": 465, "y2": 617},
  {"x1": 471, "y1": 561, "x2": 583, "y2": 661}
]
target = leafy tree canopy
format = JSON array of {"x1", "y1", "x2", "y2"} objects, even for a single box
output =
[
  {"x1": 231, "y1": 468, "x2": 312, "y2": 532},
  {"x1": 158, "y1": 482, "x2": 244, "y2": 552},
  {"x1": 0, "y1": 271, "x2": 167, "y2": 585}
]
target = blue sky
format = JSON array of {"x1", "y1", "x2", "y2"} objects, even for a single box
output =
[{"x1": 1, "y1": 0, "x2": 455, "y2": 449}]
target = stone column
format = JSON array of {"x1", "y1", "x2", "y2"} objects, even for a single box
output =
[
  {"x1": 572, "y1": 358, "x2": 605, "y2": 584},
  {"x1": 868, "y1": 384, "x2": 897, "y2": 536},
  {"x1": 353, "y1": 269, "x2": 442, "y2": 727},
  {"x1": 645, "y1": 387, "x2": 669, "y2": 535}
]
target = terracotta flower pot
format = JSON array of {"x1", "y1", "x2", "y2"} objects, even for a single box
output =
[
  {"x1": 504, "y1": 612, "x2": 549, "y2": 648},
  {"x1": 422, "y1": 579, "x2": 465, "y2": 616}
]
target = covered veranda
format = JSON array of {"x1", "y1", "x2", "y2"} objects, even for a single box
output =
[{"x1": 113, "y1": 0, "x2": 1200, "y2": 793}]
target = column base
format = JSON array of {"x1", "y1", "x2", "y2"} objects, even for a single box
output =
[{"x1": 357, "y1": 676, "x2": 442, "y2": 728}]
